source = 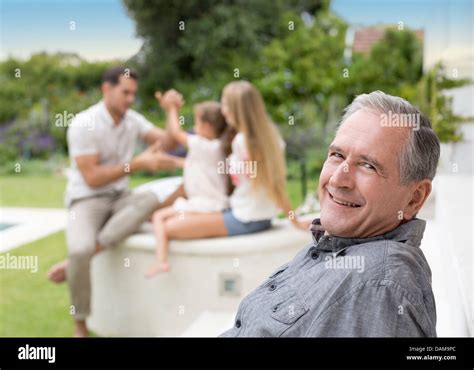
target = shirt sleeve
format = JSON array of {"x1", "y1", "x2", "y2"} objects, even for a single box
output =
[
  {"x1": 186, "y1": 133, "x2": 200, "y2": 150},
  {"x1": 304, "y1": 281, "x2": 430, "y2": 337},
  {"x1": 67, "y1": 115, "x2": 99, "y2": 157}
]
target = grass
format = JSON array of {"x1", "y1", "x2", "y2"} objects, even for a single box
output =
[
  {"x1": 0, "y1": 173, "x2": 317, "y2": 337},
  {"x1": 0, "y1": 175, "x2": 157, "y2": 208},
  {"x1": 0, "y1": 231, "x2": 71, "y2": 336},
  {"x1": 0, "y1": 176, "x2": 67, "y2": 208}
]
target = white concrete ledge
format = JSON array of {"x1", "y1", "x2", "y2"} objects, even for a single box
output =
[
  {"x1": 127, "y1": 218, "x2": 310, "y2": 256},
  {"x1": 180, "y1": 310, "x2": 236, "y2": 337},
  {"x1": 89, "y1": 218, "x2": 313, "y2": 337}
]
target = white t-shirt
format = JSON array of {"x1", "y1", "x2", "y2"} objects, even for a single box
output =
[
  {"x1": 228, "y1": 132, "x2": 282, "y2": 222},
  {"x1": 65, "y1": 101, "x2": 153, "y2": 207},
  {"x1": 173, "y1": 134, "x2": 229, "y2": 213}
]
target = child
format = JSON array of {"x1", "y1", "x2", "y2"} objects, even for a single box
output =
[{"x1": 145, "y1": 94, "x2": 229, "y2": 277}]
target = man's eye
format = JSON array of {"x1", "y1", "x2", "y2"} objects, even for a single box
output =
[
  {"x1": 330, "y1": 152, "x2": 343, "y2": 159},
  {"x1": 362, "y1": 163, "x2": 376, "y2": 171}
]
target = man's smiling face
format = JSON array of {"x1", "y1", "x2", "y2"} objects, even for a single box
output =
[{"x1": 319, "y1": 108, "x2": 417, "y2": 238}]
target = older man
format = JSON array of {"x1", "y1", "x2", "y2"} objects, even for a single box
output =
[
  {"x1": 47, "y1": 66, "x2": 184, "y2": 337},
  {"x1": 220, "y1": 91, "x2": 440, "y2": 337}
]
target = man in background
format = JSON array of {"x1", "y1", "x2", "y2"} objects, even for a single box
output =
[{"x1": 48, "y1": 66, "x2": 183, "y2": 337}]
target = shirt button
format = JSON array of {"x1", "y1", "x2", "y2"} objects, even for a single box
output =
[
  {"x1": 269, "y1": 283, "x2": 277, "y2": 291},
  {"x1": 235, "y1": 319, "x2": 241, "y2": 328},
  {"x1": 311, "y1": 250, "x2": 320, "y2": 259}
]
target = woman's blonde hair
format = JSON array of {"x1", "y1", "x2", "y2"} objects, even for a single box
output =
[{"x1": 222, "y1": 80, "x2": 287, "y2": 207}]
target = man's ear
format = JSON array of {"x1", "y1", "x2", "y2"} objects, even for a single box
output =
[{"x1": 404, "y1": 179, "x2": 432, "y2": 220}]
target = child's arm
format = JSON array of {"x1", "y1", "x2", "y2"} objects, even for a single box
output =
[
  {"x1": 166, "y1": 106, "x2": 189, "y2": 147},
  {"x1": 279, "y1": 194, "x2": 312, "y2": 231}
]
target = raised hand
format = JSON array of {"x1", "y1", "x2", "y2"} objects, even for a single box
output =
[{"x1": 155, "y1": 89, "x2": 184, "y2": 111}]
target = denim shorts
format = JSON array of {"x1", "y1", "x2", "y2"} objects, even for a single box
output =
[{"x1": 222, "y1": 209, "x2": 272, "y2": 236}]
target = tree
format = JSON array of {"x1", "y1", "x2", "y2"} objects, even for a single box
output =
[
  {"x1": 344, "y1": 27, "x2": 423, "y2": 99},
  {"x1": 254, "y1": 8, "x2": 347, "y2": 197},
  {"x1": 257, "y1": 9, "x2": 347, "y2": 127},
  {"x1": 417, "y1": 63, "x2": 471, "y2": 143},
  {"x1": 122, "y1": 0, "x2": 325, "y2": 107}
]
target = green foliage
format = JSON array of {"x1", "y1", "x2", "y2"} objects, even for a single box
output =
[
  {"x1": 344, "y1": 27, "x2": 423, "y2": 98},
  {"x1": 257, "y1": 10, "x2": 347, "y2": 120},
  {"x1": 123, "y1": 0, "x2": 325, "y2": 109},
  {"x1": 0, "y1": 78, "x2": 26, "y2": 123},
  {"x1": 342, "y1": 28, "x2": 471, "y2": 143},
  {"x1": 253, "y1": 9, "x2": 347, "y2": 189},
  {"x1": 0, "y1": 53, "x2": 116, "y2": 162},
  {"x1": 416, "y1": 63, "x2": 472, "y2": 142}
]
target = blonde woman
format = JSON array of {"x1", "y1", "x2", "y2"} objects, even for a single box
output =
[{"x1": 159, "y1": 81, "x2": 309, "y2": 240}]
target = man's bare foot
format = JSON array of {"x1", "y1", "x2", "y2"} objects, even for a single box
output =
[
  {"x1": 47, "y1": 260, "x2": 69, "y2": 283},
  {"x1": 74, "y1": 320, "x2": 88, "y2": 337},
  {"x1": 145, "y1": 262, "x2": 170, "y2": 278}
]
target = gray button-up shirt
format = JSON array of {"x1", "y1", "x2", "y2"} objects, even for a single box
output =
[{"x1": 220, "y1": 218, "x2": 436, "y2": 337}]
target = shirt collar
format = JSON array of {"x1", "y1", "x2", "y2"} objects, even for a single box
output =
[
  {"x1": 99, "y1": 100, "x2": 126, "y2": 128},
  {"x1": 310, "y1": 217, "x2": 426, "y2": 253}
]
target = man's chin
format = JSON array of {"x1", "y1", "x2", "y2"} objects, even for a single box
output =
[{"x1": 320, "y1": 213, "x2": 358, "y2": 238}]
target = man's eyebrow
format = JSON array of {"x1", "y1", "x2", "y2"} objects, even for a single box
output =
[
  {"x1": 328, "y1": 144, "x2": 344, "y2": 153},
  {"x1": 360, "y1": 154, "x2": 388, "y2": 176}
]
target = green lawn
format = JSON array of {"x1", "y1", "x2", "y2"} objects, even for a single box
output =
[
  {"x1": 0, "y1": 174, "x2": 317, "y2": 337},
  {"x1": 0, "y1": 175, "x2": 154, "y2": 208},
  {"x1": 0, "y1": 231, "x2": 71, "y2": 336}
]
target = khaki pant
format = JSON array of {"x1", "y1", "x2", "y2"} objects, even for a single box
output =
[{"x1": 65, "y1": 188, "x2": 179, "y2": 320}]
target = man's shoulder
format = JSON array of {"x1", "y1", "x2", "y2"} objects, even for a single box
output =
[
  {"x1": 124, "y1": 109, "x2": 155, "y2": 136},
  {"x1": 383, "y1": 240, "x2": 431, "y2": 278},
  {"x1": 125, "y1": 108, "x2": 148, "y2": 124},
  {"x1": 75, "y1": 101, "x2": 103, "y2": 119},
  {"x1": 69, "y1": 102, "x2": 103, "y2": 132},
  {"x1": 351, "y1": 238, "x2": 428, "y2": 268},
  {"x1": 352, "y1": 239, "x2": 432, "y2": 303}
]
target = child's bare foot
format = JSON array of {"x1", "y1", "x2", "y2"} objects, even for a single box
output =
[
  {"x1": 145, "y1": 262, "x2": 170, "y2": 278},
  {"x1": 47, "y1": 260, "x2": 69, "y2": 283}
]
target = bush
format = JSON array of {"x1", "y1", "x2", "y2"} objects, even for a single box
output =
[{"x1": 0, "y1": 53, "x2": 116, "y2": 161}]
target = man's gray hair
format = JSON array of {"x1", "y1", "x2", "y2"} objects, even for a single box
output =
[{"x1": 340, "y1": 91, "x2": 440, "y2": 185}]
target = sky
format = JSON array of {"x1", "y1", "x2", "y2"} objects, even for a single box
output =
[
  {"x1": 0, "y1": 0, "x2": 142, "y2": 60},
  {"x1": 1, "y1": 0, "x2": 472, "y2": 74}
]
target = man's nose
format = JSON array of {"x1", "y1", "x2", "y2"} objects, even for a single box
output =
[{"x1": 329, "y1": 161, "x2": 354, "y2": 189}]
